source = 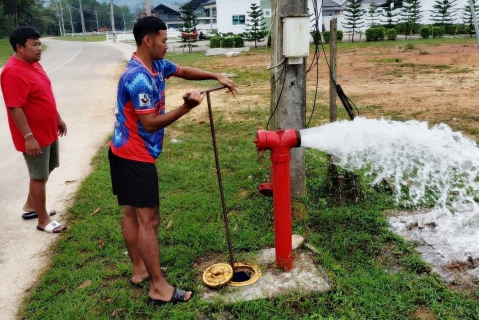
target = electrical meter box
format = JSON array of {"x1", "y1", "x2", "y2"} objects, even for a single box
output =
[{"x1": 283, "y1": 16, "x2": 310, "y2": 64}]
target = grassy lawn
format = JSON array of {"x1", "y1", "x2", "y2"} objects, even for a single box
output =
[
  {"x1": 2, "y1": 37, "x2": 479, "y2": 319},
  {"x1": 54, "y1": 34, "x2": 107, "y2": 42},
  {"x1": 0, "y1": 38, "x2": 13, "y2": 66}
]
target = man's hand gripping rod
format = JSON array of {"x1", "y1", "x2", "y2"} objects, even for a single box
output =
[{"x1": 182, "y1": 85, "x2": 228, "y2": 101}]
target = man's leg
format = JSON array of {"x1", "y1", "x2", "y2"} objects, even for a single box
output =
[
  {"x1": 135, "y1": 206, "x2": 192, "y2": 302},
  {"x1": 23, "y1": 141, "x2": 59, "y2": 215},
  {"x1": 122, "y1": 205, "x2": 149, "y2": 284},
  {"x1": 29, "y1": 178, "x2": 51, "y2": 227},
  {"x1": 23, "y1": 168, "x2": 53, "y2": 213}
]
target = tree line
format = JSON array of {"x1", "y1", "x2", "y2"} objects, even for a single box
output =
[
  {"x1": 0, "y1": 0, "x2": 143, "y2": 38},
  {"x1": 342, "y1": 0, "x2": 478, "y2": 42}
]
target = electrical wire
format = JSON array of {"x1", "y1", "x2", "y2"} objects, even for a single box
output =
[
  {"x1": 307, "y1": 0, "x2": 360, "y2": 123},
  {"x1": 266, "y1": 63, "x2": 287, "y2": 131},
  {"x1": 265, "y1": 0, "x2": 359, "y2": 129},
  {"x1": 305, "y1": 0, "x2": 323, "y2": 127}
]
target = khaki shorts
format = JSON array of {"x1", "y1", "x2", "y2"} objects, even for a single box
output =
[{"x1": 23, "y1": 140, "x2": 59, "y2": 180}]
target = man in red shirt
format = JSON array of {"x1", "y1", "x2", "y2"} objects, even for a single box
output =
[{"x1": 1, "y1": 26, "x2": 67, "y2": 233}]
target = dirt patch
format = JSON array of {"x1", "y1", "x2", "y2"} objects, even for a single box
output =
[
  {"x1": 168, "y1": 41, "x2": 479, "y2": 138},
  {"x1": 329, "y1": 43, "x2": 479, "y2": 134}
]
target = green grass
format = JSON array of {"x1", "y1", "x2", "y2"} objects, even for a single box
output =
[
  {"x1": 0, "y1": 38, "x2": 13, "y2": 66},
  {"x1": 54, "y1": 35, "x2": 107, "y2": 42},
  {"x1": 5, "y1": 36, "x2": 479, "y2": 319}
]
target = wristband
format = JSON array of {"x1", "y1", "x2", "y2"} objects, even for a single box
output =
[{"x1": 24, "y1": 132, "x2": 33, "y2": 139}]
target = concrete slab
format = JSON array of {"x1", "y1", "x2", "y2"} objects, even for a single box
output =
[
  {"x1": 200, "y1": 236, "x2": 331, "y2": 303},
  {"x1": 205, "y1": 47, "x2": 250, "y2": 56}
]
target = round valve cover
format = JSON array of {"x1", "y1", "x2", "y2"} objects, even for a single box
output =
[{"x1": 202, "y1": 263, "x2": 234, "y2": 288}]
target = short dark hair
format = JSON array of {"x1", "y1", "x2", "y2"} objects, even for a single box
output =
[
  {"x1": 133, "y1": 16, "x2": 167, "y2": 46},
  {"x1": 9, "y1": 26, "x2": 41, "y2": 52}
]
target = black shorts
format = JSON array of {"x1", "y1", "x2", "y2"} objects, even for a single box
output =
[{"x1": 108, "y1": 148, "x2": 159, "y2": 207}]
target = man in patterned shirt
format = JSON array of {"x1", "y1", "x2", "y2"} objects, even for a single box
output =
[{"x1": 108, "y1": 16, "x2": 237, "y2": 305}]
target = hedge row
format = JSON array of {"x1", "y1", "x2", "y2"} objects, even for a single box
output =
[{"x1": 209, "y1": 36, "x2": 244, "y2": 48}]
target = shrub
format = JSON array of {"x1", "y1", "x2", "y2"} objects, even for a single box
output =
[
  {"x1": 209, "y1": 35, "x2": 243, "y2": 48},
  {"x1": 394, "y1": 22, "x2": 407, "y2": 34},
  {"x1": 233, "y1": 35, "x2": 244, "y2": 48},
  {"x1": 386, "y1": 28, "x2": 397, "y2": 40},
  {"x1": 432, "y1": 26, "x2": 444, "y2": 38},
  {"x1": 445, "y1": 24, "x2": 459, "y2": 35},
  {"x1": 222, "y1": 37, "x2": 234, "y2": 48},
  {"x1": 405, "y1": 42, "x2": 415, "y2": 50},
  {"x1": 321, "y1": 30, "x2": 342, "y2": 42},
  {"x1": 209, "y1": 36, "x2": 222, "y2": 48},
  {"x1": 322, "y1": 31, "x2": 330, "y2": 43},
  {"x1": 365, "y1": 27, "x2": 386, "y2": 41},
  {"x1": 311, "y1": 30, "x2": 321, "y2": 45},
  {"x1": 457, "y1": 24, "x2": 468, "y2": 34},
  {"x1": 420, "y1": 27, "x2": 430, "y2": 39}
]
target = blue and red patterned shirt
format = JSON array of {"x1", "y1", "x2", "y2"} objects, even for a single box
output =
[{"x1": 110, "y1": 54, "x2": 179, "y2": 163}]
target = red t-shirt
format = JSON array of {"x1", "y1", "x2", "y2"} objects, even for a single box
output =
[{"x1": 1, "y1": 56, "x2": 58, "y2": 152}]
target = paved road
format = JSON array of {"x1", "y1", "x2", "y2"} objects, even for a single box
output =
[{"x1": 0, "y1": 38, "x2": 134, "y2": 320}]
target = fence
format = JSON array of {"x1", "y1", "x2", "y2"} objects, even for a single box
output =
[{"x1": 106, "y1": 29, "x2": 181, "y2": 42}]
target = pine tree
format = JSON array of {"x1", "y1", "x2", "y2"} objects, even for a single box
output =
[
  {"x1": 380, "y1": 0, "x2": 399, "y2": 29},
  {"x1": 179, "y1": 3, "x2": 198, "y2": 53},
  {"x1": 341, "y1": 0, "x2": 364, "y2": 42},
  {"x1": 400, "y1": 0, "x2": 422, "y2": 39},
  {"x1": 245, "y1": 3, "x2": 267, "y2": 48},
  {"x1": 430, "y1": 0, "x2": 460, "y2": 27},
  {"x1": 461, "y1": 0, "x2": 478, "y2": 37},
  {"x1": 367, "y1": 3, "x2": 379, "y2": 27}
]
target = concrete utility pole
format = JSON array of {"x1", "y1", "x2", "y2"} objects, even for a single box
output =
[
  {"x1": 58, "y1": 0, "x2": 66, "y2": 36},
  {"x1": 271, "y1": 0, "x2": 308, "y2": 197},
  {"x1": 146, "y1": 0, "x2": 151, "y2": 16},
  {"x1": 78, "y1": 0, "x2": 86, "y2": 36},
  {"x1": 110, "y1": 0, "x2": 116, "y2": 42},
  {"x1": 469, "y1": 0, "x2": 479, "y2": 48},
  {"x1": 95, "y1": 9, "x2": 100, "y2": 33},
  {"x1": 67, "y1": 5, "x2": 74, "y2": 34}
]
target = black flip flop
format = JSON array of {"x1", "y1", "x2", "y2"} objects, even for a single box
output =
[
  {"x1": 149, "y1": 287, "x2": 193, "y2": 306},
  {"x1": 22, "y1": 209, "x2": 57, "y2": 220}
]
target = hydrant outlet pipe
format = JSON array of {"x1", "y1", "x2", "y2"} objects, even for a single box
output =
[{"x1": 254, "y1": 129, "x2": 301, "y2": 270}]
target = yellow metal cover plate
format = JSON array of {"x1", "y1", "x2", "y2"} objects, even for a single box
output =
[{"x1": 202, "y1": 263, "x2": 234, "y2": 288}]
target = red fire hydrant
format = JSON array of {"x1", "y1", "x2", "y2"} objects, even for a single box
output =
[{"x1": 254, "y1": 129, "x2": 301, "y2": 271}]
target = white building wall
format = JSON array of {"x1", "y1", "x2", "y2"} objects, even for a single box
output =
[
  {"x1": 215, "y1": 0, "x2": 321, "y2": 34},
  {"x1": 216, "y1": 0, "x2": 261, "y2": 34}
]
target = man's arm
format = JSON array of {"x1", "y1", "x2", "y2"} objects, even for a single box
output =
[
  {"x1": 137, "y1": 90, "x2": 205, "y2": 133},
  {"x1": 175, "y1": 67, "x2": 237, "y2": 97},
  {"x1": 8, "y1": 107, "x2": 41, "y2": 157}
]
